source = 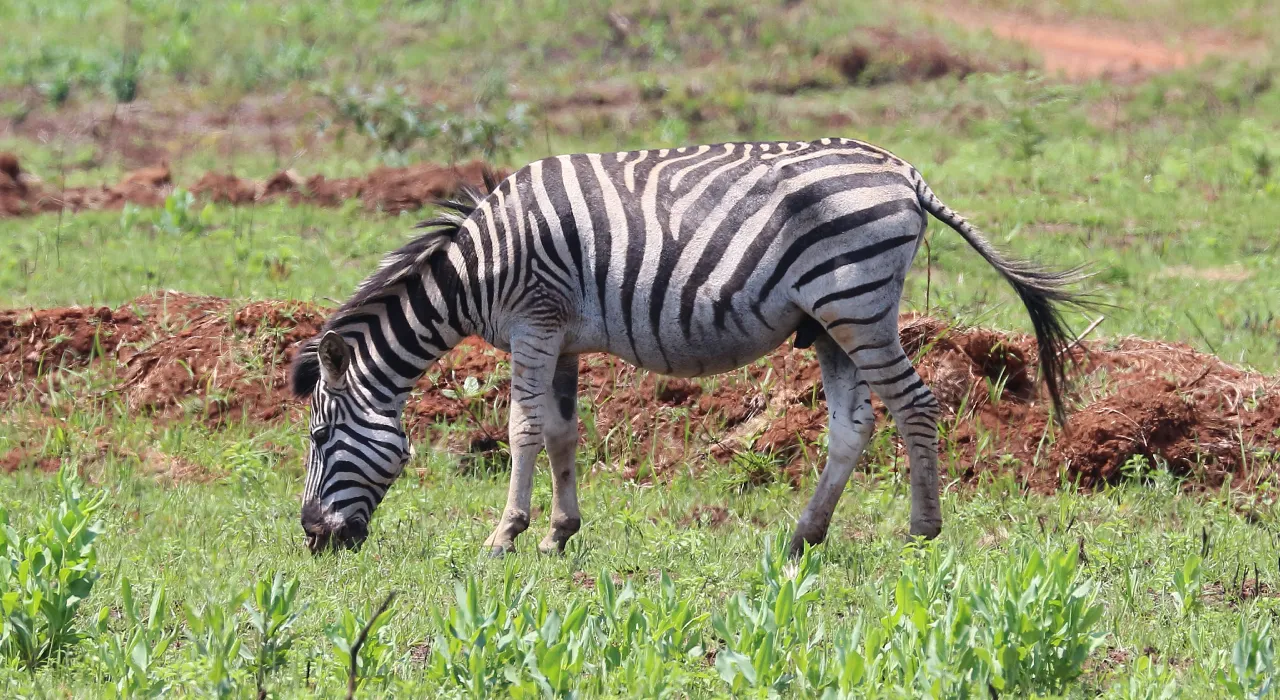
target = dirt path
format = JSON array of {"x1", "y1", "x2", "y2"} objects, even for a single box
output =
[
  {"x1": 930, "y1": 5, "x2": 1260, "y2": 81},
  {"x1": 3, "y1": 293, "x2": 1278, "y2": 490}
]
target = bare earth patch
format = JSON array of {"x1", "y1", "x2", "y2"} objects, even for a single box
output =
[
  {"x1": 3, "y1": 295, "x2": 1278, "y2": 491},
  {"x1": 831, "y1": 26, "x2": 1019, "y2": 85},
  {"x1": 0, "y1": 153, "x2": 503, "y2": 218},
  {"x1": 0, "y1": 92, "x2": 325, "y2": 171},
  {"x1": 929, "y1": 5, "x2": 1262, "y2": 81}
]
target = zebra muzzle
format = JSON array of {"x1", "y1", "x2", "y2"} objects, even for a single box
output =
[{"x1": 301, "y1": 501, "x2": 368, "y2": 553}]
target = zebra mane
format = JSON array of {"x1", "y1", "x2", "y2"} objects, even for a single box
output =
[{"x1": 290, "y1": 168, "x2": 501, "y2": 398}]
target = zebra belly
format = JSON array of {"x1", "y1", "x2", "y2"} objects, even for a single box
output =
[{"x1": 562, "y1": 305, "x2": 805, "y2": 378}]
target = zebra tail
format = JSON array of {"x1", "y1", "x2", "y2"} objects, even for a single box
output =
[{"x1": 915, "y1": 177, "x2": 1095, "y2": 426}]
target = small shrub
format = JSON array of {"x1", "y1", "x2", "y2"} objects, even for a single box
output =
[
  {"x1": 437, "y1": 104, "x2": 530, "y2": 162},
  {"x1": 0, "y1": 467, "x2": 104, "y2": 670},
  {"x1": 816, "y1": 542, "x2": 1106, "y2": 697},
  {"x1": 106, "y1": 49, "x2": 141, "y2": 103},
  {"x1": 1217, "y1": 618, "x2": 1277, "y2": 699},
  {"x1": 159, "y1": 30, "x2": 195, "y2": 82},
  {"x1": 1106, "y1": 654, "x2": 1180, "y2": 700},
  {"x1": 1121, "y1": 453, "x2": 1152, "y2": 481},
  {"x1": 721, "y1": 450, "x2": 782, "y2": 493},
  {"x1": 157, "y1": 189, "x2": 214, "y2": 236},
  {"x1": 712, "y1": 533, "x2": 823, "y2": 694},
  {"x1": 89, "y1": 578, "x2": 175, "y2": 698},
  {"x1": 316, "y1": 83, "x2": 437, "y2": 155},
  {"x1": 428, "y1": 563, "x2": 705, "y2": 697},
  {"x1": 970, "y1": 545, "x2": 1108, "y2": 695},
  {"x1": 243, "y1": 573, "x2": 303, "y2": 695},
  {"x1": 40, "y1": 73, "x2": 73, "y2": 107},
  {"x1": 973, "y1": 73, "x2": 1076, "y2": 163},
  {"x1": 183, "y1": 592, "x2": 250, "y2": 699},
  {"x1": 823, "y1": 543, "x2": 983, "y2": 697},
  {"x1": 325, "y1": 596, "x2": 400, "y2": 694},
  {"x1": 427, "y1": 569, "x2": 580, "y2": 696},
  {"x1": 315, "y1": 82, "x2": 529, "y2": 161},
  {"x1": 1171, "y1": 553, "x2": 1205, "y2": 618}
]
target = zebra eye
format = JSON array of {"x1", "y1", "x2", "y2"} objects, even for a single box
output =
[{"x1": 311, "y1": 426, "x2": 332, "y2": 445}]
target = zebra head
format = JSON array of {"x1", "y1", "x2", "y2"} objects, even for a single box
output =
[{"x1": 291, "y1": 331, "x2": 411, "y2": 553}]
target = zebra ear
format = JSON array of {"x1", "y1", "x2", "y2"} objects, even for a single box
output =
[
  {"x1": 317, "y1": 331, "x2": 351, "y2": 386},
  {"x1": 289, "y1": 338, "x2": 321, "y2": 398}
]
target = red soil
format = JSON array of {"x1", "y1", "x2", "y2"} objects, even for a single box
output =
[
  {"x1": 0, "y1": 448, "x2": 60, "y2": 474},
  {"x1": 0, "y1": 153, "x2": 504, "y2": 218},
  {"x1": 2, "y1": 293, "x2": 1278, "y2": 491}
]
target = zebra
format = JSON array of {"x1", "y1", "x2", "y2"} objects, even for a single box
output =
[{"x1": 290, "y1": 138, "x2": 1087, "y2": 556}]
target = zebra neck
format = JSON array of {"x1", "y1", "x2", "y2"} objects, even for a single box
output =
[{"x1": 332, "y1": 273, "x2": 467, "y2": 413}]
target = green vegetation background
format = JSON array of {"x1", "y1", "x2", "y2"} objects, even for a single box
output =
[{"x1": 1, "y1": 0, "x2": 1279, "y2": 696}]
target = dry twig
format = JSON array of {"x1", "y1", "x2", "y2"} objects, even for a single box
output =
[{"x1": 347, "y1": 591, "x2": 397, "y2": 700}]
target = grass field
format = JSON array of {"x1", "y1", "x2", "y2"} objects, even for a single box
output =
[{"x1": 2, "y1": 0, "x2": 1280, "y2": 697}]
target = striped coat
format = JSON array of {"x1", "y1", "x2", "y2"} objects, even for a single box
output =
[{"x1": 291, "y1": 138, "x2": 1086, "y2": 556}]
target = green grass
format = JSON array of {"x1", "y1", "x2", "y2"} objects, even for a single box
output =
[
  {"x1": 0, "y1": 0, "x2": 945, "y2": 100},
  {"x1": 951, "y1": 0, "x2": 1280, "y2": 34},
  {"x1": 1, "y1": 414, "x2": 1279, "y2": 696},
  {"x1": 3, "y1": 0, "x2": 1280, "y2": 696},
  {"x1": 5, "y1": 63, "x2": 1279, "y2": 370}
]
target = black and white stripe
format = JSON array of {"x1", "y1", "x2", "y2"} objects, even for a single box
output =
[{"x1": 290, "y1": 138, "x2": 1088, "y2": 555}]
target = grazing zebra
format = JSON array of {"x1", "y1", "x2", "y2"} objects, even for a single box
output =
[{"x1": 290, "y1": 138, "x2": 1086, "y2": 556}]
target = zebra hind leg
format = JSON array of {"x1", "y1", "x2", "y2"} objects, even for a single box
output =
[
  {"x1": 538, "y1": 354, "x2": 582, "y2": 555},
  {"x1": 484, "y1": 326, "x2": 564, "y2": 555},
  {"x1": 789, "y1": 332, "x2": 875, "y2": 559},
  {"x1": 817, "y1": 309, "x2": 943, "y2": 539},
  {"x1": 845, "y1": 326, "x2": 942, "y2": 539}
]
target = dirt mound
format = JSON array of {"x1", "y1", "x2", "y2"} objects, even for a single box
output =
[
  {"x1": 0, "y1": 153, "x2": 19, "y2": 181},
  {"x1": 930, "y1": 6, "x2": 1262, "y2": 82},
  {"x1": 2, "y1": 297, "x2": 1277, "y2": 491},
  {"x1": 114, "y1": 297, "x2": 325, "y2": 421},
  {"x1": 1, "y1": 152, "x2": 34, "y2": 216},
  {"x1": 833, "y1": 27, "x2": 1006, "y2": 85},
  {"x1": 189, "y1": 171, "x2": 260, "y2": 204},
  {"x1": 2, "y1": 304, "x2": 146, "y2": 394},
  {"x1": 0, "y1": 155, "x2": 504, "y2": 218},
  {"x1": 0, "y1": 292, "x2": 321, "y2": 420}
]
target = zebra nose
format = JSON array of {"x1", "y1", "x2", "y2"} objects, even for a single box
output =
[
  {"x1": 307, "y1": 521, "x2": 367, "y2": 554},
  {"x1": 304, "y1": 531, "x2": 330, "y2": 554},
  {"x1": 301, "y1": 500, "x2": 335, "y2": 553},
  {"x1": 301, "y1": 501, "x2": 367, "y2": 553}
]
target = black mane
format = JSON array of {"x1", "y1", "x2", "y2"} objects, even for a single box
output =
[{"x1": 290, "y1": 167, "x2": 501, "y2": 398}]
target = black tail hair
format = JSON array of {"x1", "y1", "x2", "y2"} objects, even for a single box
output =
[{"x1": 916, "y1": 177, "x2": 1097, "y2": 426}]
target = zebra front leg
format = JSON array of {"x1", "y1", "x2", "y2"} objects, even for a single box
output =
[
  {"x1": 484, "y1": 327, "x2": 564, "y2": 555},
  {"x1": 538, "y1": 354, "x2": 582, "y2": 555},
  {"x1": 790, "y1": 333, "x2": 875, "y2": 558}
]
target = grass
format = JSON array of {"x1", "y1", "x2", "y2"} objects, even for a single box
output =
[
  {"x1": 2, "y1": 0, "x2": 1280, "y2": 696},
  {"x1": 0, "y1": 0, "x2": 959, "y2": 99},
  {"x1": 5, "y1": 63, "x2": 1279, "y2": 370},
  {"x1": 1, "y1": 421, "x2": 1279, "y2": 695}
]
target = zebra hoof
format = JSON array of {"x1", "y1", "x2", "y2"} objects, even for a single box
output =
[
  {"x1": 788, "y1": 532, "x2": 824, "y2": 560},
  {"x1": 909, "y1": 521, "x2": 942, "y2": 540},
  {"x1": 485, "y1": 544, "x2": 514, "y2": 558},
  {"x1": 537, "y1": 537, "x2": 568, "y2": 556}
]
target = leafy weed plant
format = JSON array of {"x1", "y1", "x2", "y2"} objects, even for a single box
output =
[{"x1": 0, "y1": 468, "x2": 104, "y2": 671}]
